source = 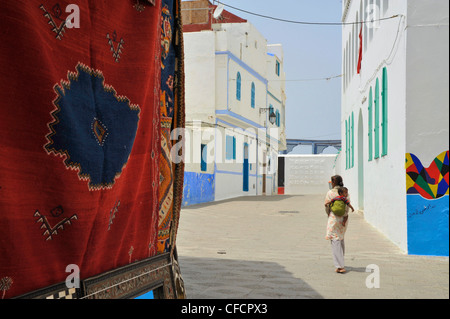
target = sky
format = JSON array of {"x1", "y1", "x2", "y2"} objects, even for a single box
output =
[{"x1": 183, "y1": 0, "x2": 344, "y2": 153}]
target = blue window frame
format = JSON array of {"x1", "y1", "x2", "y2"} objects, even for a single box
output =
[
  {"x1": 201, "y1": 144, "x2": 207, "y2": 172},
  {"x1": 251, "y1": 82, "x2": 255, "y2": 108},
  {"x1": 236, "y1": 72, "x2": 241, "y2": 101},
  {"x1": 226, "y1": 135, "x2": 236, "y2": 160}
]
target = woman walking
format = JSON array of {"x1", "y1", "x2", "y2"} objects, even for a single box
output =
[{"x1": 324, "y1": 175, "x2": 351, "y2": 274}]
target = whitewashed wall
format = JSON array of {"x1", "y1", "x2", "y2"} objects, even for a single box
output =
[
  {"x1": 341, "y1": 0, "x2": 408, "y2": 252},
  {"x1": 183, "y1": 19, "x2": 284, "y2": 205},
  {"x1": 405, "y1": 0, "x2": 449, "y2": 163},
  {"x1": 341, "y1": 0, "x2": 449, "y2": 254},
  {"x1": 282, "y1": 155, "x2": 337, "y2": 195},
  {"x1": 183, "y1": 31, "x2": 216, "y2": 125}
]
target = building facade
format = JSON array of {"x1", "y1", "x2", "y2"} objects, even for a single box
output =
[
  {"x1": 181, "y1": 0, "x2": 287, "y2": 206},
  {"x1": 338, "y1": 0, "x2": 449, "y2": 256}
]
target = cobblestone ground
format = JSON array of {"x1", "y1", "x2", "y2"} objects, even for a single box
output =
[{"x1": 176, "y1": 195, "x2": 449, "y2": 299}]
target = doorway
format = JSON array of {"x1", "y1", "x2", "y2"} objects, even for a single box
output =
[
  {"x1": 243, "y1": 143, "x2": 249, "y2": 192},
  {"x1": 262, "y1": 151, "x2": 266, "y2": 195}
]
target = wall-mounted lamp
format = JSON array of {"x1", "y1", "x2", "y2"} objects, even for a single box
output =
[{"x1": 259, "y1": 108, "x2": 277, "y2": 125}]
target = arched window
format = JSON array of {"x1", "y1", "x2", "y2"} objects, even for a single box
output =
[
  {"x1": 381, "y1": 67, "x2": 388, "y2": 156},
  {"x1": 236, "y1": 72, "x2": 241, "y2": 101},
  {"x1": 251, "y1": 82, "x2": 255, "y2": 108}
]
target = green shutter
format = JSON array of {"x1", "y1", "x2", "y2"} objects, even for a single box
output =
[
  {"x1": 351, "y1": 112, "x2": 354, "y2": 168},
  {"x1": 236, "y1": 72, "x2": 241, "y2": 101},
  {"x1": 345, "y1": 120, "x2": 348, "y2": 169},
  {"x1": 368, "y1": 87, "x2": 373, "y2": 161},
  {"x1": 374, "y1": 79, "x2": 380, "y2": 159},
  {"x1": 382, "y1": 67, "x2": 388, "y2": 156},
  {"x1": 251, "y1": 82, "x2": 255, "y2": 108},
  {"x1": 348, "y1": 116, "x2": 351, "y2": 168}
]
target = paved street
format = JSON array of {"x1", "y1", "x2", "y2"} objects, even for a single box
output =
[{"x1": 176, "y1": 195, "x2": 449, "y2": 299}]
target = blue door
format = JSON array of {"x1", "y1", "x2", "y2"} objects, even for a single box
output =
[{"x1": 243, "y1": 143, "x2": 249, "y2": 192}]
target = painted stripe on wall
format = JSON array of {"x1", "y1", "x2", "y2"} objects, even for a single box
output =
[
  {"x1": 215, "y1": 51, "x2": 268, "y2": 85},
  {"x1": 407, "y1": 194, "x2": 449, "y2": 256},
  {"x1": 182, "y1": 171, "x2": 215, "y2": 207}
]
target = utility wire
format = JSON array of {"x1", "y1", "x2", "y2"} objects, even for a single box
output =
[
  {"x1": 285, "y1": 74, "x2": 342, "y2": 82},
  {"x1": 215, "y1": 1, "x2": 399, "y2": 26},
  {"x1": 229, "y1": 74, "x2": 342, "y2": 82}
]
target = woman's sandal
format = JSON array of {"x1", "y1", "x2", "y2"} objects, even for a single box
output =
[{"x1": 336, "y1": 268, "x2": 346, "y2": 273}]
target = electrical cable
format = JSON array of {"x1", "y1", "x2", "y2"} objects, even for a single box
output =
[
  {"x1": 215, "y1": 1, "x2": 399, "y2": 26},
  {"x1": 284, "y1": 74, "x2": 342, "y2": 82}
]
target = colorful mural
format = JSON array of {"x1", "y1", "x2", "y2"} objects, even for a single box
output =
[
  {"x1": 406, "y1": 151, "x2": 449, "y2": 256},
  {"x1": 406, "y1": 151, "x2": 449, "y2": 199}
]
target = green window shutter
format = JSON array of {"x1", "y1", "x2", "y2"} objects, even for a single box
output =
[
  {"x1": 251, "y1": 82, "x2": 255, "y2": 108},
  {"x1": 374, "y1": 79, "x2": 380, "y2": 159},
  {"x1": 351, "y1": 112, "x2": 354, "y2": 168},
  {"x1": 236, "y1": 72, "x2": 241, "y2": 101},
  {"x1": 348, "y1": 116, "x2": 351, "y2": 168},
  {"x1": 368, "y1": 87, "x2": 373, "y2": 161},
  {"x1": 345, "y1": 120, "x2": 348, "y2": 169},
  {"x1": 381, "y1": 67, "x2": 388, "y2": 156}
]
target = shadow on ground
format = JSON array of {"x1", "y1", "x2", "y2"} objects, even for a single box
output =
[
  {"x1": 182, "y1": 195, "x2": 301, "y2": 210},
  {"x1": 178, "y1": 255, "x2": 323, "y2": 299}
]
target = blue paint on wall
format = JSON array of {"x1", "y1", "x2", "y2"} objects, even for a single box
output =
[
  {"x1": 182, "y1": 171, "x2": 215, "y2": 207},
  {"x1": 407, "y1": 194, "x2": 449, "y2": 256},
  {"x1": 135, "y1": 290, "x2": 154, "y2": 299}
]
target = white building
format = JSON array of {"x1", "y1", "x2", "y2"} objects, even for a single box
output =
[
  {"x1": 338, "y1": 0, "x2": 449, "y2": 256},
  {"x1": 181, "y1": 0, "x2": 287, "y2": 206}
]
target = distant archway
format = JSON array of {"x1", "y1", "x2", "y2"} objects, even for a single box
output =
[{"x1": 284, "y1": 139, "x2": 341, "y2": 154}]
